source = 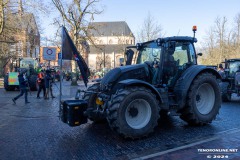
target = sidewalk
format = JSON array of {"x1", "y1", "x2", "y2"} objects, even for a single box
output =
[{"x1": 134, "y1": 128, "x2": 240, "y2": 160}]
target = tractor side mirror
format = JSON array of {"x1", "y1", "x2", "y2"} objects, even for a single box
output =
[
  {"x1": 197, "y1": 53, "x2": 203, "y2": 56},
  {"x1": 125, "y1": 49, "x2": 134, "y2": 65}
]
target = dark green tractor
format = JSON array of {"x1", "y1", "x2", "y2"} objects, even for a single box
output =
[
  {"x1": 61, "y1": 36, "x2": 222, "y2": 139},
  {"x1": 220, "y1": 59, "x2": 240, "y2": 101}
]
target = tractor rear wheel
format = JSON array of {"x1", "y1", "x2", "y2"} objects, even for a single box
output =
[
  {"x1": 83, "y1": 83, "x2": 105, "y2": 122},
  {"x1": 107, "y1": 87, "x2": 160, "y2": 139},
  {"x1": 180, "y1": 73, "x2": 221, "y2": 125},
  {"x1": 221, "y1": 82, "x2": 231, "y2": 102}
]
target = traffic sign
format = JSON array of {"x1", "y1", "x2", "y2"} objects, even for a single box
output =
[{"x1": 43, "y1": 47, "x2": 56, "y2": 61}]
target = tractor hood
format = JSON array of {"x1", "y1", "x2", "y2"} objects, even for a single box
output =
[{"x1": 100, "y1": 64, "x2": 150, "y2": 90}]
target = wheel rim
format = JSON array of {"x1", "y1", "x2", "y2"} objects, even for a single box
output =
[
  {"x1": 125, "y1": 99, "x2": 151, "y2": 129},
  {"x1": 196, "y1": 83, "x2": 215, "y2": 115}
]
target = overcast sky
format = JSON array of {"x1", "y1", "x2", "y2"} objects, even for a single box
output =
[{"x1": 42, "y1": 0, "x2": 240, "y2": 47}]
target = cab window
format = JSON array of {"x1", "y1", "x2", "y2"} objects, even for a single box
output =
[
  {"x1": 172, "y1": 43, "x2": 188, "y2": 66},
  {"x1": 136, "y1": 42, "x2": 161, "y2": 64}
]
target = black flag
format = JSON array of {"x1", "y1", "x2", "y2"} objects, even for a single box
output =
[{"x1": 61, "y1": 26, "x2": 90, "y2": 87}]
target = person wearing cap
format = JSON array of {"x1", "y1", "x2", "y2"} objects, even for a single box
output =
[
  {"x1": 218, "y1": 64, "x2": 225, "y2": 79},
  {"x1": 12, "y1": 70, "x2": 30, "y2": 104}
]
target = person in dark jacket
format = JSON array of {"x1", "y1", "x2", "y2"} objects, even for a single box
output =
[
  {"x1": 36, "y1": 70, "x2": 46, "y2": 98},
  {"x1": 44, "y1": 70, "x2": 55, "y2": 99},
  {"x1": 12, "y1": 70, "x2": 30, "y2": 104}
]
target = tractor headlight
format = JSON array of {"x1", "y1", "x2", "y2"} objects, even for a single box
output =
[
  {"x1": 157, "y1": 38, "x2": 162, "y2": 46},
  {"x1": 136, "y1": 43, "x2": 142, "y2": 50},
  {"x1": 96, "y1": 97, "x2": 104, "y2": 105}
]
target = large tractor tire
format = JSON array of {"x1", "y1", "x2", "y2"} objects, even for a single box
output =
[
  {"x1": 107, "y1": 87, "x2": 160, "y2": 139},
  {"x1": 28, "y1": 75, "x2": 38, "y2": 91},
  {"x1": 83, "y1": 83, "x2": 105, "y2": 122},
  {"x1": 221, "y1": 82, "x2": 231, "y2": 102},
  {"x1": 4, "y1": 75, "x2": 16, "y2": 91},
  {"x1": 180, "y1": 73, "x2": 221, "y2": 126}
]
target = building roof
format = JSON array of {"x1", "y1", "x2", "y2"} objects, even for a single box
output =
[
  {"x1": 20, "y1": 13, "x2": 39, "y2": 36},
  {"x1": 10, "y1": 12, "x2": 39, "y2": 36},
  {"x1": 89, "y1": 21, "x2": 133, "y2": 37},
  {"x1": 90, "y1": 44, "x2": 129, "y2": 54}
]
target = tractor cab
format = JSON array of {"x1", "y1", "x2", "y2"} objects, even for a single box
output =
[
  {"x1": 133, "y1": 37, "x2": 198, "y2": 89},
  {"x1": 220, "y1": 59, "x2": 240, "y2": 101},
  {"x1": 222, "y1": 59, "x2": 240, "y2": 78}
]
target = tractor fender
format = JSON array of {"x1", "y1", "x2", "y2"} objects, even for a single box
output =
[
  {"x1": 174, "y1": 65, "x2": 222, "y2": 110},
  {"x1": 116, "y1": 79, "x2": 163, "y2": 103}
]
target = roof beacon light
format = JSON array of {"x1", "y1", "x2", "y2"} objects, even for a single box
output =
[
  {"x1": 192, "y1": 26, "x2": 197, "y2": 32},
  {"x1": 192, "y1": 26, "x2": 197, "y2": 38}
]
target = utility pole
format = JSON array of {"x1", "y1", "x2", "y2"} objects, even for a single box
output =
[
  {"x1": 113, "y1": 51, "x2": 115, "y2": 68},
  {"x1": 71, "y1": 27, "x2": 78, "y2": 86},
  {"x1": 103, "y1": 45, "x2": 105, "y2": 68}
]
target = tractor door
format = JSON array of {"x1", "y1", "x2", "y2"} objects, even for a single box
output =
[{"x1": 163, "y1": 41, "x2": 196, "y2": 88}]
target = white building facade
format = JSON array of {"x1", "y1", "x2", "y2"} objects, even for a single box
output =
[{"x1": 88, "y1": 21, "x2": 135, "y2": 71}]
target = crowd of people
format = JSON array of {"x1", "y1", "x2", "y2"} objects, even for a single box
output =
[
  {"x1": 12, "y1": 68, "x2": 56, "y2": 105},
  {"x1": 36, "y1": 69, "x2": 55, "y2": 99}
]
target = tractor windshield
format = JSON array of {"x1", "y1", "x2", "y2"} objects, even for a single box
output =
[
  {"x1": 20, "y1": 58, "x2": 38, "y2": 69},
  {"x1": 229, "y1": 61, "x2": 240, "y2": 77},
  {"x1": 136, "y1": 42, "x2": 161, "y2": 64}
]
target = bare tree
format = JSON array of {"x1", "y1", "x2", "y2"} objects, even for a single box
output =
[
  {"x1": 200, "y1": 13, "x2": 240, "y2": 66},
  {"x1": 51, "y1": 0, "x2": 103, "y2": 85},
  {"x1": 232, "y1": 13, "x2": 240, "y2": 55},
  {"x1": 52, "y1": 0, "x2": 102, "y2": 54},
  {"x1": 0, "y1": 0, "x2": 46, "y2": 76},
  {"x1": 0, "y1": 0, "x2": 9, "y2": 34},
  {"x1": 200, "y1": 16, "x2": 231, "y2": 65},
  {"x1": 137, "y1": 13, "x2": 163, "y2": 43},
  {"x1": 214, "y1": 16, "x2": 228, "y2": 62}
]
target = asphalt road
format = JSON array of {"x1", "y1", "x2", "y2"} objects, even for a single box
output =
[{"x1": 0, "y1": 81, "x2": 240, "y2": 160}]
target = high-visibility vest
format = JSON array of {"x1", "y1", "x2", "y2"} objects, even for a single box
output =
[{"x1": 38, "y1": 72, "x2": 44, "y2": 79}]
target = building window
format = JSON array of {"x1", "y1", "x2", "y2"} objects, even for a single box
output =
[
  {"x1": 126, "y1": 40, "x2": 129, "y2": 44},
  {"x1": 109, "y1": 39, "x2": 113, "y2": 44}
]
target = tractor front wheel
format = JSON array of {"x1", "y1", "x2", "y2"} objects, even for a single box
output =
[
  {"x1": 221, "y1": 82, "x2": 231, "y2": 102},
  {"x1": 107, "y1": 87, "x2": 160, "y2": 139}
]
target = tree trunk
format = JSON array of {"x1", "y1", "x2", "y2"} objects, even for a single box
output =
[{"x1": 0, "y1": 0, "x2": 4, "y2": 34}]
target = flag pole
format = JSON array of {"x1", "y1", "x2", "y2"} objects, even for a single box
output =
[{"x1": 59, "y1": 26, "x2": 63, "y2": 109}]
